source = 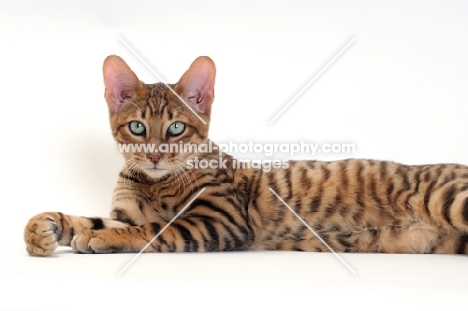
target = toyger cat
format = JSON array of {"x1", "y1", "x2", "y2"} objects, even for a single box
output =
[{"x1": 24, "y1": 55, "x2": 468, "y2": 256}]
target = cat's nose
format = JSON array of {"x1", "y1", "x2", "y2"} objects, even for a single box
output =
[{"x1": 146, "y1": 153, "x2": 163, "y2": 164}]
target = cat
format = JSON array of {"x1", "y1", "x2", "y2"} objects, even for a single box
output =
[{"x1": 24, "y1": 55, "x2": 468, "y2": 256}]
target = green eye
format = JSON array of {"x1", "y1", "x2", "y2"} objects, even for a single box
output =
[
  {"x1": 167, "y1": 121, "x2": 186, "y2": 137},
  {"x1": 129, "y1": 121, "x2": 146, "y2": 136}
]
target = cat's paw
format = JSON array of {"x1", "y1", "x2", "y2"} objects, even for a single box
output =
[
  {"x1": 24, "y1": 213, "x2": 59, "y2": 256},
  {"x1": 71, "y1": 230, "x2": 117, "y2": 254}
]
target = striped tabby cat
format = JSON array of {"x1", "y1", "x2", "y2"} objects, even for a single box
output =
[{"x1": 24, "y1": 55, "x2": 468, "y2": 256}]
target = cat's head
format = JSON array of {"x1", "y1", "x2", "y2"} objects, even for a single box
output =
[{"x1": 103, "y1": 55, "x2": 216, "y2": 180}]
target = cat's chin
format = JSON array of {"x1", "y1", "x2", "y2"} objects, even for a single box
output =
[{"x1": 144, "y1": 168, "x2": 171, "y2": 180}]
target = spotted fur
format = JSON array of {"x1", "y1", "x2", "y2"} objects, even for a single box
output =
[{"x1": 24, "y1": 56, "x2": 468, "y2": 256}]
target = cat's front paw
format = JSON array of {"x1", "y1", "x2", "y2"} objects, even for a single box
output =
[
  {"x1": 24, "y1": 213, "x2": 59, "y2": 256},
  {"x1": 71, "y1": 230, "x2": 118, "y2": 254}
]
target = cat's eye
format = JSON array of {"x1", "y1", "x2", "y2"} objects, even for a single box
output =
[
  {"x1": 167, "y1": 121, "x2": 186, "y2": 137},
  {"x1": 129, "y1": 121, "x2": 146, "y2": 136}
]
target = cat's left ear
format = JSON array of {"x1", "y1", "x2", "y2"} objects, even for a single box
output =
[{"x1": 175, "y1": 56, "x2": 216, "y2": 114}]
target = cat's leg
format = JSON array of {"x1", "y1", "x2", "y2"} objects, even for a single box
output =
[
  {"x1": 263, "y1": 239, "x2": 333, "y2": 252},
  {"x1": 456, "y1": 234, "x2": 468, "y2": 254},
  {"x1": 269, "y1": 222, "x2": 460, "y2": 253},
  {"x1": 426, "y1": 180, "x2": 468, "y2": 232},
  {"x1": 71, "y1": 216, "x2": 253, "y2": 254},
  {"x1": 429, "y1": 232, "x2": 468, "y2": 254},
  {"x1": 263, "y1": 230, "x2": 367, "y2": 253},
  {"x1": 24, "y1": 212, "x2": 129, "y2": 256}
]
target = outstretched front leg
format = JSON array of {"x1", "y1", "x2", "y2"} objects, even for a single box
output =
[
  {"x1": 71, "y1": 212, "x2": 253, "y2": 254},
  {"x1": 24, "y1": 212, "x2": 129, "y2": 256}
]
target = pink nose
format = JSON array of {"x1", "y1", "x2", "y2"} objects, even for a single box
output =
[{"x1": 146, "y1": 153, "x2": 163, "y2": 164}]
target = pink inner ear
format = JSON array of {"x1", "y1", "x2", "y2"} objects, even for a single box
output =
[
  {"x1": 103, "y1": 56, "x2": 140, "y2": 113},
  {"x1": 176, "y1": 56, "x2": 216, "y2": 114}
]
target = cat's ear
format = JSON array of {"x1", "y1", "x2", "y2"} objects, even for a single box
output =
[
  {"x1": 103, "y1": 55, "x2": 143, "y2": 113},
  {"x1": 175, "y1": 56, "x2": 216, "y2": 114}
]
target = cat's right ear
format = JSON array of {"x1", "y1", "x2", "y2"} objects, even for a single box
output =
[{"x1": 103, "y1": 55, "x2": 143, "y2": 113}]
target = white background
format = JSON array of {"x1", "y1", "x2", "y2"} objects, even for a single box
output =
[{"x1": 1, "y1": 1, "x2": 468, "y2": 310}]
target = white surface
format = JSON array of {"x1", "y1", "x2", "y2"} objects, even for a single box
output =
[{"x1": 1, "y1": 1, "x2": 468, "y2": 310}]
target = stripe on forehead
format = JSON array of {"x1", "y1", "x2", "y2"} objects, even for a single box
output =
[
  {"x1": 146, "y1": 83, "x2": 183, "y2": 120},
  {"x1": 143, "y1": 83, "x2": 168, "y2": 118}
]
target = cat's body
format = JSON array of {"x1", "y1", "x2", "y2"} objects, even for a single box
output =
[{"x1": 24, "y1": 56, "x2": 468, "y2": 256}]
